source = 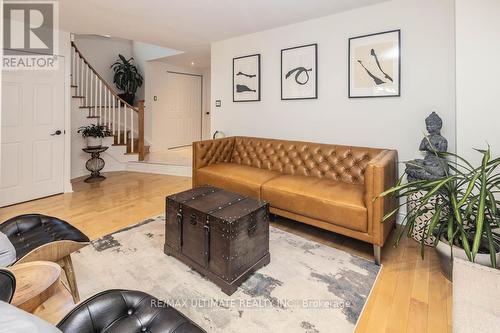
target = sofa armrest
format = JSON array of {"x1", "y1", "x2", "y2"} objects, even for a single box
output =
[
  {"x1": 365, "y1": 150, "x2": 399, "y2": 246},
  {"x1": 192, "y1": 137, "x2": 235, "y2": 186}
]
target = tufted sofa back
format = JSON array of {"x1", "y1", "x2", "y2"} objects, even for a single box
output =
[{"x1": 229, "y1": 137, "x2": 383, "y2": 185}]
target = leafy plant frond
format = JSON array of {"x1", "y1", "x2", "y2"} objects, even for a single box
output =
[
  {"x1": 110, "y1": 54, "x2": 144, "y2": 94},
  {"x1": 77, "y1": 124, "x2": 112, "y2": 138},
  {"x1": 379, "y1": 147, "x2": 500, "y2": 267}
]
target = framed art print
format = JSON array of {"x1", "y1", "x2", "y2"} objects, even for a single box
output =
[
  {"x1": 349, "y1": 30, "x2": 401, "y2": 98},
  {"x1": 233, "y1": 54, "x2": 260, "y2": 102},
  {"x1": 281, "y1": 43, "x2": 317, "y2": 100}
]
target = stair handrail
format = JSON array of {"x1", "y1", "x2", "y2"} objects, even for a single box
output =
[
  {"x1": 71, "y1": 41, "x2": 146, "y2": 161},
  {"x1": 71, "y1": 41, "x2": 139, "y2": 112}
]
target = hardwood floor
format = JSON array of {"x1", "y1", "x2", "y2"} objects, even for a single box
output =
[{"x1": 0, "y1": 171, "x2": 452, "y2": 332}]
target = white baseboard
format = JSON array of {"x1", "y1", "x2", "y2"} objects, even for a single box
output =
[
  {"x1": 126, "y1": 161, "x2": 191, "y2": 177},
  {"x1": 396, "y1": 212, "x2": 406, "y2": 225}
]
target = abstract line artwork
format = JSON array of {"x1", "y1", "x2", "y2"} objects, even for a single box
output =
[
  {"x1": 349, "y1": 30, "x2": 401, "y2": 98},
  {"x1": 233, "y1": 54, "x2": 260, "y2": 102},
  {"x1": 285, "y1": 67, "x2": 312, "y2": 85},
  {"x1": 281, "y1": 44, "x2": 317, "y2": 100}
]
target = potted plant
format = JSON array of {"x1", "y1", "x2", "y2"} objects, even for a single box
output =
[
  {"x1": 77, "y1": 124, "x2": 112, "y2": 148},
  {"x1": 380, "y1": 147, "x2": 500, "y2": 280},
  {"x1": 110, "y1": 54, "x2": 143, "y2": 105}
]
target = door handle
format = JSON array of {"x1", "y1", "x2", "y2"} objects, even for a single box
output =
[{"x1": 50, "y1": 130, "x2": 62, "y2": 136}]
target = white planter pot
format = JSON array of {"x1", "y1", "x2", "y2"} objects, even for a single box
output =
[
  {"x1": 407, "y1": 190, "x2": 437, "y2": 246},
  {"x1": 86, "y1": 136, "x2": 102, "y2": 148},
  {"x1": 435, "y1": 238, "x2": 500, "y2": 281}
]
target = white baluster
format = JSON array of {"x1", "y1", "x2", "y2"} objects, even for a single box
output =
[
  {"x1": 78, "y1": 58, "x2": 83, "y2": 96},
  {"x1": 87, "y1": 65, "x2": 91, "y2": 106},
  {"x1": 118, "y1": 99, "x2": 121, "y2": 144},
  {"x1": 89, "y1": 71, "x2": 93, "y2": 113},
  {"x1": 130, "y1": 108, "x2": 134, "y2": 153},
  {"x1": 108, "y1": 89, "x2": 111, "y2": 128},
  {"x1": 74, "y1": 53, "x2": 77, "y2": 92},
  {"x1": 71, "y1": 47, "x2": 74, "y2": 85},
  {"x1": 112, "y1": 96, "x2": 116, "y2": 135},
  {"x1": 85, "y1": 65, "x2": 89, "y2": 106},
  {"x1": 74, "y1": 51, "x2": 78, "y2": 89},
  {"x1": 108, "y1": 90, "x2": 111, "y2": 128},
  {"x1": 99, "y1": 79, "x2": 102, "y2": 120},
  {"x1": 102, "y1": 86, "x2": 108, "y2": 126},
  {"x1": 107, "y1": 89, "x2": 111, "y2": 128},
  {"x1": 94, "y1": 73, "x2": 98, "y2": 118},
  {"x1": 124, "y1": 106, "x2": 127, "y2": 147}
]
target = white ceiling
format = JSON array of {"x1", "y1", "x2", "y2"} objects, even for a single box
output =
[{"x1": 60, "y1": 0, "x2": 387, "y2": 68}]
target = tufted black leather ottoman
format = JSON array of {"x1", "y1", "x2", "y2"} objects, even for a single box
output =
[
  {"x1": 57, "y1": 289, "x2": 206, "y2": 333},
  {"x1": 0, "y1": 271, "x2": 206, "y2": 333},
  {"x1": 0, "y1": 214, "x2": 90, "y2": 302}
]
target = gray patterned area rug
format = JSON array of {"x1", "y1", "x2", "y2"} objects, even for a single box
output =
[{"x1": 72, "y1": 216, "x2": 380, "y2": 333}]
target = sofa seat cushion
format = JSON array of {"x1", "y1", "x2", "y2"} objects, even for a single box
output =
[
  {"x1": 196, "y1": 163, "x2": 281, "y2": 199},
  {"x1": 261, "y1": 175, "x2": 368, "y2": 232}
]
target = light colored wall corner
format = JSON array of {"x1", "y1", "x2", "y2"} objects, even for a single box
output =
[
  {"x1": 211, "y1": 0, "x2": 456, "y2": 178},
  {"x1": 455, "y1": 0, "x2": 500, "y2": 165},
  {"x1": 396, "y1": 212, "x2": 406, "y2": 225},
  {"x1": 132, "y1": 41, "x2": 181, "y2": 101},
  {"x1": 60, "y1": 30, "x2": 73, "y2": 193}
]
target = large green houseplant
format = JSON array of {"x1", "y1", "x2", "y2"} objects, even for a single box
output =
[
  {"x1": 380, "y1": 147, "x2": 500, "y2": 280},
  {"x1": 110, "y1": 54, "x2": 143, "y2": 106}
]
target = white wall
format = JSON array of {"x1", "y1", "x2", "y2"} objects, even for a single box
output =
[
  {"x1": 148, "y1": 61, "x2": 211, "y2": 151},
  {"x1": 132, "y1": 41, "x2": 181, "y2": 101},
  {"x1": 74, "y1": 35, "x2": 133, "y2": 93},
  {"x1": 456, "y1": 0, "x2": 500, "y2": 165},
  {"x1": 202, "y1": 68, "x2": 212, "y2": 139},
  {"x1": 211, "y1": 0, "x2": 456, "y2": 169},
  {"x1": 57, "y1": 30, "x2": 73, "y2": 193}
]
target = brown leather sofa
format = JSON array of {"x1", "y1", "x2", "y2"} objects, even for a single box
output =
[{"x1": 192, "y1": 136, "x2": 398, "y2": 264}]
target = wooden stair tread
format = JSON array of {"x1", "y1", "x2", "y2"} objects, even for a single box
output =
[
  {"x1": 87, "y1": 116, "x2": 100, "y2": 119},
  {"x1": 72, "y1": 96, "x2": 85, "y2": 98}
]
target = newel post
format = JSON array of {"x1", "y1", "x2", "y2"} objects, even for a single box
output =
[{"x1": 138, "y1": 100, "x2": 145, "y2": 161}]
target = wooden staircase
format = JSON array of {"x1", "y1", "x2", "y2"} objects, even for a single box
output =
[{"x1": 70, "y1": 41, "x2": 148, "y2": 161}]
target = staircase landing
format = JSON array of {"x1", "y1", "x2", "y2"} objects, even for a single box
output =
[{"x1": 126, "y1": 146, "x2": 191, "y2": 177}]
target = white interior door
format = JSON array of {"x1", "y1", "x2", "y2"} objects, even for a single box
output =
[
  {"x1": 1, "y1": 61, "x2": 65, "y2": 207},
  {"x1": 164, "y1": 72, "x2": 202, "y2": 148}
]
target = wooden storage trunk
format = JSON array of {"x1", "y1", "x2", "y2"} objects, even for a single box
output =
[{"x1": 164, "y1": 186, "x2": 270, "y2": 295}]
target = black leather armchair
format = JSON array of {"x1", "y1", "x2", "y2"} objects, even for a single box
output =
[
  {"x1": 57, "y1": 290, "x2": 205, "y2": 333},
  {"x1": 0, "y1": 270, "x2": 205, "y2": 333},
  {"x1": 0, "y1": 267, "x2": 15, "y2": 303},
  {"x1": 0, "y1": 214, "x2": 90, "y2": 302}
]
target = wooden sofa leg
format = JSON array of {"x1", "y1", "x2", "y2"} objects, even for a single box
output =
[
  {"x1": 373, "y1": 245, "x2": 381, "y2": 265},
  {"x1": 60, "y1": 255, "x2": 80, "y2": 303}
]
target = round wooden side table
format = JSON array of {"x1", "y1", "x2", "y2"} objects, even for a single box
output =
[
  {"x1": 82, "y1": 146, "x2": 108, "y2": 183},
  {"x1": 11, "y1": 261, "x2": 62, "y2": 313}
]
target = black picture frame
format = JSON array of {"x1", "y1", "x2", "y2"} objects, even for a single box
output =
[
  {"x1": 281, "y1": 43, "x2": 318, "y2": 100},
  {"x1": 233, "y1": 54, "x2": 261, "y2": 102},
  {"x1": 348, "y1": 29, "x2": 401, "y2": 98}
]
